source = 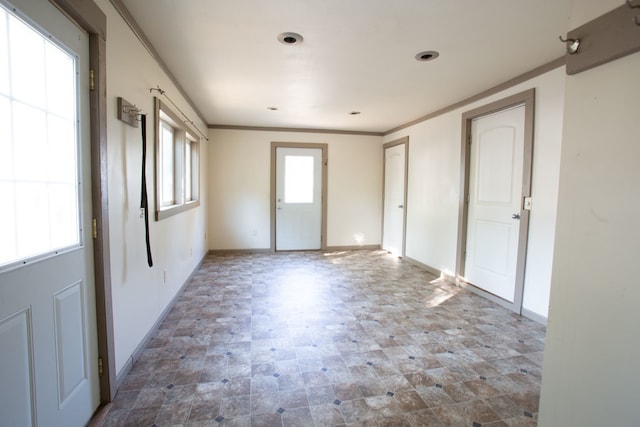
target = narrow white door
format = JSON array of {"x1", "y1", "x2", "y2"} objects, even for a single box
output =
[
  {"x1": 275, "y1": 147, "x2": 322, "y2": 250},
  {"x1": 382, "y1": 143, "x2": 406, "y2": 256},
  {"x1": 465, "y1": 105, "x2": 525, "y2": 302},
  {"x1": 0, "y1": 1, "x2": 99, "y2": 426}
]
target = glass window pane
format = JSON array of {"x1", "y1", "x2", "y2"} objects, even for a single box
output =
[
  {"x1": 0, "y1": 96, "x2": 12, "y2": 180},
  {"x1": 284, "y1": 155, "x2": 314, "y2": 204},
  {"x1": 0, "y1": 4, "x2": 80, "y2": 269},
  {"x1": 185, "y1": 140, "x2": 192, "y2": 201},
  {"x1": 160, "y1": 122, "x2": 174, "y2": 206},
  {"x1": 48, "y1": 182, "x2": 79, "y2": 249},
  {"x1": 45, "y1": 42, "x2": 75, "y2": 119},
  {"x1": 9, "y1": 14, "x2": 45, "y2": 108},
  {"x1": 14, "y1": 182, "x2": 50, "y2": 258},
  {"x1": 47, "y1": 114, "x2": 76, "y2": 183},
  {"x1": 13, "y1": 101, "x2": 47, "y2": 182},
  {"x1": 0, "y1": 10, "x2": 9, "y2": 96}
]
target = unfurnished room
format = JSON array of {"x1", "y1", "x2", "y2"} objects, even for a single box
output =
[{"x1": 0, "y1": 0, "x2": 639, "y2": 426}]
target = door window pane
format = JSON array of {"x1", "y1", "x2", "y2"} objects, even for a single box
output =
[
  {"x1": 0, "y1": 5, "x2": 80, "y2": 268},
  {"x1": 0, "y1": 11, "x2": 9, "y2": 95},
  {"x1": 284, "y1": 155, "x2": 314, "y2": 203},
  {"x1": 9, "y1": 13, "x2": 45, "y2": 108}
]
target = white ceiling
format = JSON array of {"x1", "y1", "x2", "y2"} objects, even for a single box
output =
[{"x1": 119, "y1": 0, "x2": 570, "y2": 133}]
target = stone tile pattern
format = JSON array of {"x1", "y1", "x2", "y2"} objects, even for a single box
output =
[{"x1": 102, "y1": 250, "x2": 545, "y2": 426}]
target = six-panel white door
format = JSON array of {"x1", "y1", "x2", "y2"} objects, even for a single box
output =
[
  {"x1": 465, "y1": 105, "x2": 525, "y2": 302},
  {"x1": 0, "y1": 0, "x2": 99, "y2": 425},
  {"x1": 275, "y1": 147, "x2": 323, "y2": 250},
  {"x1": 382, "y1": 143, "x2": 406, "y2": 256}
]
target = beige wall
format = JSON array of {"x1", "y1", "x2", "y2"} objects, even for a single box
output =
[
  {"x1": 384, "y1": 67, "x2": 566, "y2": 320},
  {"x1": 539, "y1": 2, "x2": 640, "y2": 424},
  {"x1": 97, "y1": 0, "x2": 208, "y2": 375},
  {"x1": 208, "y1": 129, "x2": 382, "y2": 250}
]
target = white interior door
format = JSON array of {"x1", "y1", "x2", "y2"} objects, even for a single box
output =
[
  {"x1": 465, "y1": 105, "x2": 525, "y2": 302},
  {"x1": 275, "y1": 147, "x2": 323, "y2": 250},
  {"x1": 0, "y1": 1, "x2": 99, "y2": 425},
  {"x1": 382, "y1": 143, "x2": 406, "y2": 256}
]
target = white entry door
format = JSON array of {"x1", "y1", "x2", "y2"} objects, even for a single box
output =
[
  {"x1": 0, "y1": 1, "x2": 99, "y2": 426},
  {"x1": 275, "y1": 147, "x2": 323, "y2": 250},
  {"x1": 465, "y1": 105, "x2": 525, "y2": 302},
  {"x1": 382, "y1": 142, "x2": 406, "y2": 256}
]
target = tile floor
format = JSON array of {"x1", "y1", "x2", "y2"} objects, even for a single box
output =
[{"x1": 101, "y1": 250, "x2": 545, "y2": 426}]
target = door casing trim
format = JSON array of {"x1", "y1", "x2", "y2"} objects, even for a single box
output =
[
  {"x1": 48, "y1": 0, "x2": 115, "y2": 403},
  {"x1": 456, "y1": 88, "x2": 535, "y2": 314},
  {"x1": 270, "y1": 142, "x2": 328, "y2": 252},
  {"x1": 381, "y1": 137, "x2": 409, "y2": 258}
]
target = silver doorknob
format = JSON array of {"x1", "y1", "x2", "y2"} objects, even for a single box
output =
[
  {"x1": 512, "y1": 213, "x2": 521, "y2": 220},
  {"x1": 398, "y1": 205, "x2": 404, "y2": 208}
]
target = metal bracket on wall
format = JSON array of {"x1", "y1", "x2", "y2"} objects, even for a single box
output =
[
  {"x1": 117, "y1": 97, "x2": 141, "y2": 128},
  {"x1": 564, "y1": 3, "x2": 640, "y2": 75},
  {"x1": 628, "y1": 0, "x2": 640, "y2": 26}
]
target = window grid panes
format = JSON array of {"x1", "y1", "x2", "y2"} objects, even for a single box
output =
[
  {"x1": 0, "y1": 5, "x2": 80, "y2": 268},
  {"x1": 155, "y1": 98, "x2": 200, "y2": 220}
]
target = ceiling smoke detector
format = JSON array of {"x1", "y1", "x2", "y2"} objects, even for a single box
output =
[
  {"x1": 278, "y1": 32, "x2": 303, "y2": 45},
  {"x1": 415, "y1": 50, "x2": 440, "y2": 62}
]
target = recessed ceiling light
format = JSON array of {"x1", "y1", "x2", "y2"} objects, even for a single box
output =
[
  {"x1": 349, "y1": 111, "x2": 361, "y2": 115},
  {"x1": 278, "y1": 32, "x2": 303, "y2": 45},
  {"x1": 267, "y1": 106, "x2": 278, "y2": 111},
  {"x1": 415, "y1": 50, "x2": 440, "y2": 62}
]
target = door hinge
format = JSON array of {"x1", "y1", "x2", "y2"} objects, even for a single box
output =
[
  {"x1": 89, "y1": 69, "x2": 95, "y2": 91},
  {"x1": 98, "y1": 357, "x2": 103, "y2": 377},
  {"x1": 92, "y1": 218, "x2": 97, "y2": 239},
  {"x1": 468, "y1": 134, "x2": 472, "y2": 144}
]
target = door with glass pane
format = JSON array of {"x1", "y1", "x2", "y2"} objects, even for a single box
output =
[
  {"x1": 0, "y1": 1, "x2": 99, "y2": 425},
  {"x1": 275, "y1": 146, "x2": 324, "y2": 250}
]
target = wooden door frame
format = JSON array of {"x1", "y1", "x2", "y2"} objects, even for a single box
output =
[
  {"x1": 270, "y1": 142, "x2": 328, "y2": 251},
  {"x1": 49, "y1": 0, "x2": 115, "y2": 403},
  {"x1": 456, "y1": 89, "x2": 535, "y2": 314},
  {"x1": 381, "y1": 137, "x2": 409, "y2": 258}
]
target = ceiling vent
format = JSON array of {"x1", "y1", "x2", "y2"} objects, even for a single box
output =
[
  {"x1": 415, "y1": 50, "x2": 440, "y2": 62},
  {"x1": 278, "y1": 32, "x2": 303, "y2": 45}
]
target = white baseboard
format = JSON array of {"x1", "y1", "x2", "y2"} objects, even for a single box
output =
[
  {"x1": 404, "y1": 256, "x2": 547, "y2": 326},
  {"x1": 115, "y1": 255, "x2": 206, "y2": 390},
  {"x1": 522, "y1": 307, "x2": 548, "y2": 325}
]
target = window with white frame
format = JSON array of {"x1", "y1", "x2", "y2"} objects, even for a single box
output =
[{"x1": 154, "y1": 98, "x2": 200, "y2": 220}]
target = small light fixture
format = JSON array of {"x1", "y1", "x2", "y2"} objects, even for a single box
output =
[
  {"x1": 415, "y1": 50, "x2": 439, "y2": 62},
  {"x1": 278, "y1": 32, "x2": 303, "y2": 45},
  {"x1": 267, "y1": 106, "x2": 278, "y2": 111},
  {"x1": 349, "y1": 111, "x2": 361, "y2": 115}
]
